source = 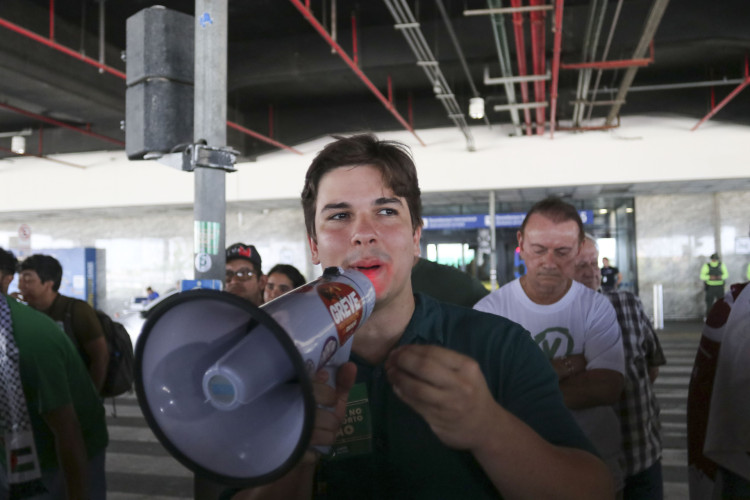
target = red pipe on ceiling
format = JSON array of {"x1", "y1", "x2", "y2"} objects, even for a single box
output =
[
  {"x1": 0, "y1": 15, "x2": 299, "y2": 154},
  {"x1": 562, "y1": 42, "x2": 654, "y2": 70},
  {"x1": 549, "y1": 0, "x2": 564, "y2": 138},
  {"x1": 509, "y1": 0, "x2": 533, "y2": 136},
  {"x1": 529, "y1": 0, "x2": 546, "y2": 135},
  {"x1": 289, "y1": 0, "x2": 425, "y2": 146},
  {"x1": 0, "y1": 101, "x2": 124, "y2": 146},
  {"x1": 692, "y1": 58, "x2": 750, "y2": 131},
  {"x1": 227, "y1": 121, "x2": 302, "y2": 154},
  {"x1": 0, "y1": 17, "x2": 125, "y2": 79}
]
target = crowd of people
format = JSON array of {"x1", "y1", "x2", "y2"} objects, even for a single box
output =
[{"x1": 1, "y1": 133, "x2": 748, "y2": 499}]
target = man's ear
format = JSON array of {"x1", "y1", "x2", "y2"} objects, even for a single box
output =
[
  {"x1": 308, "y1": 234, "x2": 320, "y2": 265},
  {"x1": 412, "y1": 226, "x2": 422, "y2": 257},
  {"x1": 41, "y1": 279, "x2": 55, "y2": 294}
]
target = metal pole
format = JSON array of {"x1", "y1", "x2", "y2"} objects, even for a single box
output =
[
  {"x1": 98, "y1": 0, "x2": 105, "y2": 73},
  {"x1": 489, "y1": 191, "x2": 497, "y2": 290},
  {"x1": 193, "y1": 0, "x2": 227, "y2": 283},
  {"x1": 653, "y1": 283, "x2": 664, "y2": 329}
]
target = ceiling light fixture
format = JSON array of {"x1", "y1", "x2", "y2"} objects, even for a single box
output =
[
  {"x1": 469, "y1": 97, "x2": 485, "y2": 119},
  {"x1": 10, "y1": 135, "x2": 26, "y2": 154}
]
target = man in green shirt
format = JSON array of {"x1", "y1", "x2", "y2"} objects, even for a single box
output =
[
  {"x1": 0, "y1": 248, "x2": 108, "y2": 499},
  {"x1": 229, "y1": 135, "x2": 613, "y2": 499}
]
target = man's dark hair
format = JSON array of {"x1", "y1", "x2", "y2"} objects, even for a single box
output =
[
  {"x1": 19, "y1": 254, "x2": 63, "y2": 291},
  {"x1": 268, "y1": 264, "x2": 306, "y2": 289},
  {"x1": 520, "y1": 197, "x2": 584, "y2": 243},
  {"x1": 0, "y1": 247, "x2": 18, "y2": 276},
  {"x1": 301, "y1": 134, "x2": 423, "y2": 241}
]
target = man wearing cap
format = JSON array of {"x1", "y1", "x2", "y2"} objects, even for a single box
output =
[
  {"x1": 225, "y1": 243, "x2": 266, "y2": 306},
  {"x1": 700, "y1": 254, "x2": 728, "y2": 318}
]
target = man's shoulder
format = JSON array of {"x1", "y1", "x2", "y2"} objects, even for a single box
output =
[
  {"x1": 8, "y1": 296, "x2": 57, "y2": 329},
  {"x1": 472, "y1": 279, "x2": 518, "y2": 312},
  {"x1": 416, "y1": 292, "x2": 527, "y2": 338}
]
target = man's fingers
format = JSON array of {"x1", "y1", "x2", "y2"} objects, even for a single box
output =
[{"x1": 386, "y1": 345, "x2": 467, "y2": 389}]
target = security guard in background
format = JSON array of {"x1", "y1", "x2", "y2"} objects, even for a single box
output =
[{"x1": 700, "y1": 253, "x2": 729, "y2": 317}]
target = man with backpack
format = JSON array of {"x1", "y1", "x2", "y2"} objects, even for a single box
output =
[{"x1": 17, "y1": 254, "x2": 109, "y2": 394}]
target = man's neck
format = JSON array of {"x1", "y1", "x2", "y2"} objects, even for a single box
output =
[
  {"x1": 352, "y1": 293, "x2": 415, "y2": 365},
  {"x1": 519, "y1": 276, "x2": 572, "y2": 305}
]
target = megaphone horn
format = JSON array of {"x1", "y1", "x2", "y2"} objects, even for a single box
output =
[{"x1": 134, "y1": 267, "x2": 375, "y2": 487}]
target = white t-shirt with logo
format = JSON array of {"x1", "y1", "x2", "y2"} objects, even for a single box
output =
[
  {"x1": 474, "y1": 278, "x2": 624, "y2": 374},
  {"x1": 474, "y1": 278, "x2": 626, "y2": 489}
]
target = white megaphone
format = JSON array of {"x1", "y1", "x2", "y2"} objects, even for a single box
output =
[{"x1": 134, "y1": 267, "x2": 375, "y2": 487}]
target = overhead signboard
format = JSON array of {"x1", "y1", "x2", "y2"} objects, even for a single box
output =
[{"x1": 422, "y1": 210, "x2": 594, "y2": 231}]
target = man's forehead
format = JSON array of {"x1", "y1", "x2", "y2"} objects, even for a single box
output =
[
  {"x1": 226, "y1": 260, "x2": 254, "y2": 270},
  {"x1": 580, "y1": 242, "x2": 599, "y2": 260}
]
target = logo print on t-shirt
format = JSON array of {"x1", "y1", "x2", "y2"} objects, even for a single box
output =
[{"x1": 533, "y1": 327, "x2": 575, "y2": 359}]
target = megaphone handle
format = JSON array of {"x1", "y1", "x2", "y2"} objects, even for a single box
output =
[{"x1": 312, "y1": 337, "x2": 354, "y2": 456}]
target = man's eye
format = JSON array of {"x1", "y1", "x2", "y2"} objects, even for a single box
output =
[
  {"x1": 329, "y1": 212, "x2": 349, "y2": 220},
  {"x1": 378, "y1": 208, "x2": 397, "y2": 216}
]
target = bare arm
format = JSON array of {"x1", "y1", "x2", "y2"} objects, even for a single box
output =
[
  {"x1": 82, "y1": 336, "x2": 108, "y2": 393},
  {"x1": 385, "y1": 345, "x2": 614, "y2": 499},
  {"x1": 42, "y1": 404, "x2": 89, "y2": 500},
  {"x1": 549, "y1": 354, "x2": 587, "y2": 381},
  {"x1": 232, "y1": 363, "x2": 357, "y2": 500},
  {"x1": 559, "y1": 368, "x2": 624, "y2": 409}
]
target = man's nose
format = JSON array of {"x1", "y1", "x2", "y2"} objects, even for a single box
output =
[{"x1": 351, "y1": 215, "x2": 377, "y2": 245}]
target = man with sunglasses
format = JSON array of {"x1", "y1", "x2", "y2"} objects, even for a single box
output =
[{"x1": 225, "y1": 243, "x2": 267, "y2": 306}]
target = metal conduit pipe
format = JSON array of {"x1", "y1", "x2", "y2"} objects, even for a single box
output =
[
  {"x1": 487, "y1": 0, "x2": 523, "y2": 136},
  {"x1": 571, "y1": 0, "x2": 598, "y2": 127},
  {"x1": 98, "y1": 0, "x2": 106, "y2": 73},
  {"x1": 596, "y1": 78, "x2": 745, "y2": 93},
  {"x1": 585, "y1": 0, "x2": 624, "y2": 121},
  {"x1": 575, "y1": 0, "x2": 608, "y2": 125},
  {"x1": 606, "y1": 0, "x2": 671, "y2": 124},
  {"x1": 383, "y1": 0, "x2": 474, "y2": 150},
  {"x1": 434, "y1": 0, "x2": 491, "y2": 128},
  {"x1": 508, "y1": 0, "x2": 533, "y2": 135}
]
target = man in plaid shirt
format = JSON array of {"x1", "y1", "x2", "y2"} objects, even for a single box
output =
[{"x1": 574, "y1": 236, "x2": 667, "y2": 499}]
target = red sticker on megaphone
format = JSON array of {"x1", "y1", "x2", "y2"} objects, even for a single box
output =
[{"x1": 317, "y1": 282, "x2": 365, "y2": 346}]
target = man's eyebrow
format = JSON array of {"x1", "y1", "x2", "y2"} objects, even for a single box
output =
[
  {"x1": 320, "y1": 202, "x2": 351, "y2": 212},
  {"x1": 374, "y1": 197, "x2": 403, "y2": 206}
]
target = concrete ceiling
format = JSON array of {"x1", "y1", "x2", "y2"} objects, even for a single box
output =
[{"x1": 0, "y1": 0, "x2": 749, "y2": 159}]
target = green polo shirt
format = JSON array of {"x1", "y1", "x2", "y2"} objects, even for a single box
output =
[
  {"x1": 3, "y1": 297, "x2": 108, "y2": 470},
  {"x1": 315, "y1": 293, "x2": 595, "y2": 499}
]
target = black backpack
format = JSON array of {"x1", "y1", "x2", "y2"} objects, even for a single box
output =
[{"x1": 63, "y1": 299, "x2": 135, "y2": 398}]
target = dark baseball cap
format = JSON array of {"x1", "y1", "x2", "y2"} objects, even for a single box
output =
[
  {"x1": 710, "y1": 253, "x2": 719, "y2": 260},
  {"x1": 226, "y1": 243, "x2": 262, "y2": 270}
]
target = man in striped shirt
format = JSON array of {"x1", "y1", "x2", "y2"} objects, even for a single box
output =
[{"x1": 574, "y1": 236, "x2": 667, "y2": 500}]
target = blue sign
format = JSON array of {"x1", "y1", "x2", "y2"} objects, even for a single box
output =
[
  {"x1": 180, "y1": 279, "x2": 223, "y2": 291},
  {"x1": 422, "y1": 210, "x2": 594, "y2": 231}
]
